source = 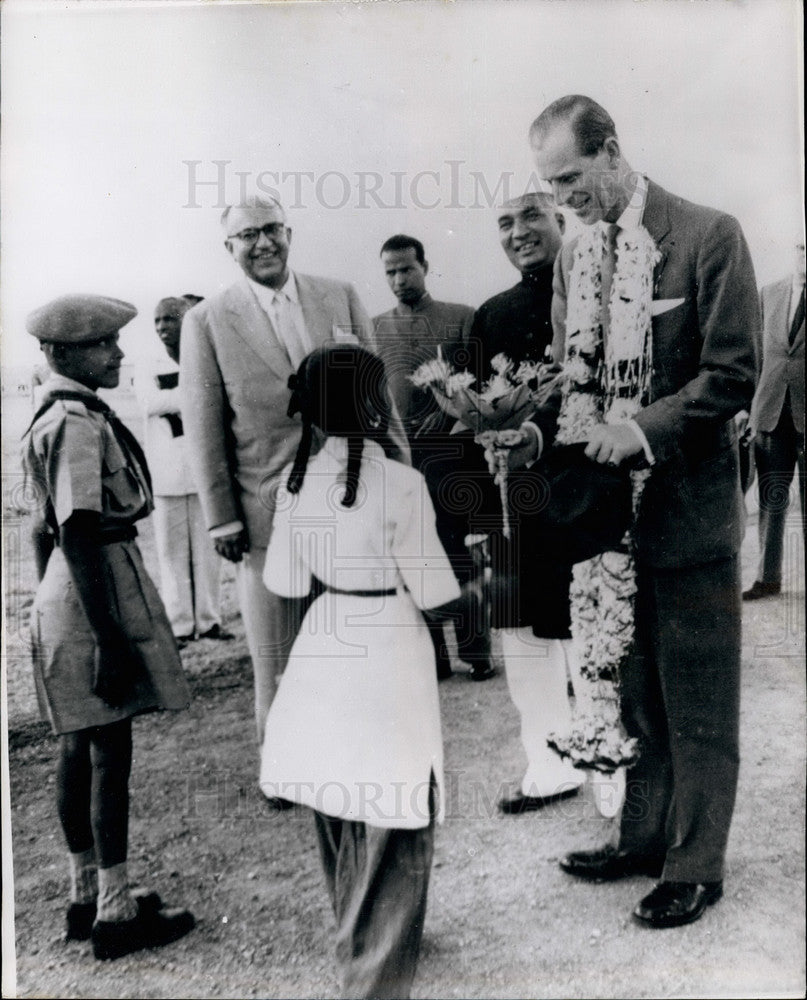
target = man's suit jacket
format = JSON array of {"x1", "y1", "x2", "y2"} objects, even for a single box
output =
[
  {"x1": 181, "y1": 273, "x2": 408, "y2": 549},
  {"x1": 551, "y1": 179, "x2": 760, "y2": 569},
  {"x1": 750, "y1": 277, "x2": 805, "y2": 435}
]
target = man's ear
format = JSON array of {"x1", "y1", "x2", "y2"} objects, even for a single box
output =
[
  {"x1": 555, "y1": 212, "x2": 566, "y2": 236},
  {"x1": 224, "y1": 239, "x2": 234, "y2": 257},
  {"x1": 603, "y1": 136, "x2": 621, "y2": 167},
  {"x1": 286, "y1": 227, "x2": 293, "y2": 247},
  {"x1": 422, "y1": 259, "x2": 429, "y2": 276}
]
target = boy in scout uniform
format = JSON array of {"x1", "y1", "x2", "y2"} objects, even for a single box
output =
[{"x1": 22, "y1": 294, "x2": 195, "y2": 961}]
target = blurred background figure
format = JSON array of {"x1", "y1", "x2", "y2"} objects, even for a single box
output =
[
  {"x1": 373, "y1": 234, "x2": 495, "y2": 682},
  {"x1": 136, "y1": 296, "x2": 232, "y2": 645},
  {"x1": 744, "y1": 241, "x2": 805, "y2": 600}
]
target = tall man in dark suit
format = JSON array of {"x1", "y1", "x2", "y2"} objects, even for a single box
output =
[
  {"x1": 181, "y1": 196, "x2": 409, "y2": 755},
  {"x1": 519, "y1": 96, "x2": 759, "y2": 928},
  {"x1": 744, "y1": 242, "x2": 805, "y2": 600},
  {"x1": 373, "y1": 234, "x2": 495, "y2": 681}
]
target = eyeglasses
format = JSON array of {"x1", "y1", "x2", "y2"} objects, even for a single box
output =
[{"x1": 227, "y1": 223, "x2": 287, "y2": 244}]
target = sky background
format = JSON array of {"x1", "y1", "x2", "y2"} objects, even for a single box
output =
[{"x1": 1, "y1": 0, "x2": 803, "y2": 370}]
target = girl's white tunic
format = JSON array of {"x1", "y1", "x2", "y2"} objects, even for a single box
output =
[{"x1": 260, "y1": 438, "x2": 460, "y2": 829}]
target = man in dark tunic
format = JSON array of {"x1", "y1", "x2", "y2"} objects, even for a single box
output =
[{"x1": 471, "y1": 194, "x2": 585, "y2": 812}]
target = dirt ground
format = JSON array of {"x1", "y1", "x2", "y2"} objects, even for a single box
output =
[{"x1": 3, "y1": 503, "x2": 805, "y2": 1000}]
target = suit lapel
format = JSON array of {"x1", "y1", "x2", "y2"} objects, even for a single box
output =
[
  {"x1": 224, "y1": 280, "x2": 294, "y2": 381},
  {"x1": 773, "y1": 278, "x2": 804, "y2": 354},
  {"x1": 642, "y1": 180, "x2": 673, "y2": 293},
  {"x1": 297, "y1": 273, "x2": 332, "y2": 347}
]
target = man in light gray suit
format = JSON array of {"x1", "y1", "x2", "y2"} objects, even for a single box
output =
[
  {"x1": 744, "y1": 241, "x2": 805, "y2": 599},
  {"x1": 181, "y1": 196, "x2": 409, "y2": 759}
]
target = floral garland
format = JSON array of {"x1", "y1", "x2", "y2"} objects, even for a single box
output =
[{"x1": 548, "y1": 221, "x2": 660, "y2": 774}]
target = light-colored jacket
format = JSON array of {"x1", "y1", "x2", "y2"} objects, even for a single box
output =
[
  {"x1": 751, "y1": 277, "x2": 805, "y2": 435},
  {"x1": 180, "y1": 274, "x2": 409, "y2": 549},
  {"x1": 135, "y1": 356, "x2": 198, "y2": 497}
]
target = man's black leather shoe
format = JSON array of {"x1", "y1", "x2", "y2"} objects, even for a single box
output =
[
  {"x1": 498, "y1": 787, "x2": 579, "y2": 814},
  {"x1": 633, "y1": 880, "x2": 723, "y2": 928},
  {"x1": 742, "y1": 580, "x2": 781, "y2": 600},
  {"x1": 559, "y1": 844, "x2": 664, "y2": 881},
  {"x1": 468, "y1": 660, "x2": 496, "y2": 681}
]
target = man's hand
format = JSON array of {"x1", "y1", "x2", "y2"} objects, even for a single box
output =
[
  {"x1": 734, "y1": 409, "x2": 753, "y2": 446},
  {"x1": 214, "y1": 529, "x2": 249, "y2": 563},
  {"x1": 477, "y1": 423, "x2": 541, "y2": 476},
  {"x1": 584, "y1": 423, "x2": 643, "y2": 466}
]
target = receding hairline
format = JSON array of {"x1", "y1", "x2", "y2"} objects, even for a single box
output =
[
  {"x1": 528, "y1": 94, "x2": 617, "y2": 155},
  {"x1": 220, "y1": 196, "x2": 287, "y2": 231},
  {"x1": 496, "y1": 191, "x2": 556, "y2": 214}
]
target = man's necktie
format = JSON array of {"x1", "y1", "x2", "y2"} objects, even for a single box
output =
[
  {"x1": 272, "y1": 291, "x2": 309, "y2": 369},
  {"x1": 788, "y1": 287, "x2": 805, "y2": 345},
  {"x1": 600, "y1": 222, "x2": 619, "y2": 348}
]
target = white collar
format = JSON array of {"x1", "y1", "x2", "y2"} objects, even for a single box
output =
[
  {"x1": 616, "y1": 174, "x2": 648, "y2": 231},
  {"x1": 246, "y1": 270, "x2": 299, "y2": 310}
]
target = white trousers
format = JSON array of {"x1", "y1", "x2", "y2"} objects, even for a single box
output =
[
  {"x1": 153, "y1": 494, "x2": 221, "y2": 638},
  {"x1": 500, "y1": 629, "x2": 585, "y2": 797}
]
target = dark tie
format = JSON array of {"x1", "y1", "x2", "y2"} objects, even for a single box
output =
[
  {"x1": 600, "y1": 222, "x2": 620, "y2": 347},
  {"x1": 789, "y1": 287, "x2": 805, "y2": 344}
]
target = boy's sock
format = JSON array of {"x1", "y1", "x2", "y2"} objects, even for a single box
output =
[{"x1": 97, "y1": 862, "x2": 138, "y2": 923}]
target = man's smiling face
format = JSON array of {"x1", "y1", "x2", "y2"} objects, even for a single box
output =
[
  {"x1": 224, "y1": 204, "x2": 292, "y2": 288},
  {"x1": 497, "y1": 194, "x2": 563, "y2": 274},
  {"x1": 531, "y1": 121, "x2": 624, "y2": 225}
]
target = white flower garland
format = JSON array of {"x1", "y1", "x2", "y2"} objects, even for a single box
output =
[{"x1": 549, "y1": 222, "x2": 660, "y2": 773}]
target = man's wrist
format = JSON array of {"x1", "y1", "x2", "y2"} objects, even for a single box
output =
[
  {"x1": 210, "y1": 520, "x2": 244, "y2": 539},
  {"x1": 626, "y1": 419, "x2": 655, "y2": 465}
]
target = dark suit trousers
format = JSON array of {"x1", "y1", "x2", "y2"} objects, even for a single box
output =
[
  {"x1": 413, "y1": 432, "x2": 496, "y2": 664},
  {"x1": 313, "y1": 802, "x2": 435, "y2": 999},
  {"x1": 618, "y1": 556, "x2": 741, "y2": 883},
  {"x1": 753, "y1": 397, "x2": 805, "y2": 585}
]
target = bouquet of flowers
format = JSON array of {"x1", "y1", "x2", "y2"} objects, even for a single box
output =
[{"x1": 410, "y1": 352, "x2": 560, "y2": 537}]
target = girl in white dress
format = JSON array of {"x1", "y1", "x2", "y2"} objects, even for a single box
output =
[{"x1": 260, "y1": 344, "x2": 465, "y2": 999}]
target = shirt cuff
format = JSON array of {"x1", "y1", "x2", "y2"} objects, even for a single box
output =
[
  {"x1": 522, "y1": 420, "x2": 544, "y2": 467},
  {"x1": 210, "y1": 520, "x2": 244, "y2": 539},
  {"x1": 626, "y1": 420, "x2": 655, "y2": 466}
]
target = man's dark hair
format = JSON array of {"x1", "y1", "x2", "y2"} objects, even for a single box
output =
[
  {"x1": 529, "y1": 95, "x2": 617, "y2": 157},
  {"x1": 380, "y1": 234, "x2": 426, "y2": 266}
]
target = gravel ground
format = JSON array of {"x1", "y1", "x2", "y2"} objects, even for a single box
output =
[{"x1": 3, "y1": 504, "x2": 805, "y2": 999}]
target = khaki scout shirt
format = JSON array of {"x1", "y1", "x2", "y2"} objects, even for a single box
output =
[{"x1": 22, "y1": 374, "x2": 152, "y2": 529}]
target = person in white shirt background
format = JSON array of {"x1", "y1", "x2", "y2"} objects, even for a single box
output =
[{"x1": 136, "y1": 296, "x2": 232, "y2": 646}]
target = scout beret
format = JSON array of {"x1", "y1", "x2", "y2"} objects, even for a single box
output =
[{"x1": 26, "y1": 294, "x2": 138, "y2": 344}]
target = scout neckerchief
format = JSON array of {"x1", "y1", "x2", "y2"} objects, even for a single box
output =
[{"x1": 25, "y1": 389, "x2": 154, "y2": 501}]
